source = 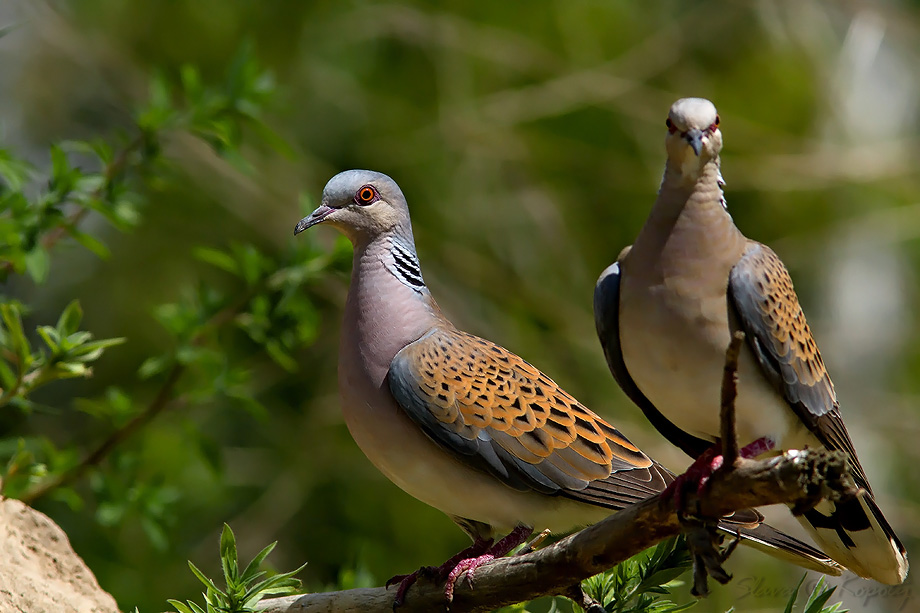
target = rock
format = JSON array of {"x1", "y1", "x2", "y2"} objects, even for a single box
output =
[{"x1": 0, "y1": 497, "x2": 119, "y2": 613}]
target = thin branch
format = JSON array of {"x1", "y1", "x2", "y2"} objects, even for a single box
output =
[
  {"x1": 18, "y1": 274, "x2": 267, "y2": 505},
  {"x1": 19, "y1": 363, "x2": 185, "y2": 505},
  {"x1": 49, "y1": 134, "x2": 146, "y2": 246},
  {"x1": 1, "y1": 133, "x2": 146, "y2": 275},
  {"x1": 720, "y1": 331, "x2": 746, "y2": 467}
]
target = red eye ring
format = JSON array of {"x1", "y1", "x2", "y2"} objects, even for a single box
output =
[{"x1": 355, "y1": 185, "x2": 378, "y2": 205}]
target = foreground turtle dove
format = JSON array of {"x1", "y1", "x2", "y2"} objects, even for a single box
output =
[
  {"x1": 296, "y1": 169, "x2": 842, "y2": 605},
  {"x1": 595, "y1": 97, "x2": 908, "y2": 585}
]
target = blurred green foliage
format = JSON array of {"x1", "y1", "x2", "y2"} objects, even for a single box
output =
[{"x1": 1, "y1": 1, "x2": 918, "y2": 611}]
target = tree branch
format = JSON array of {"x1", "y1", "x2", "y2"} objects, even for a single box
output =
[
  {"x1": 18, "y1": 274, "x2": 265, "y2": 506},
  {"x1": 255, "y1": 330, "x2": 857, "y2": 613},
  {"x1": 1, "y1": 133, "x2": 146, "y2": 275},
  {"x1": 19, "y1": 363, "x2": 185, "y2": 505}
]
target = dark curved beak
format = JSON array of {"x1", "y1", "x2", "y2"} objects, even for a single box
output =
[
  {"x1": 294, "y1": 204, "x2": 335, "y2": 235},
  {"x1": 684, "y1": 129, "x2": 703, "y2": 157}
]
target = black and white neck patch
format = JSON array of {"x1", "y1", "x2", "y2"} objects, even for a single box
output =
[{"x1": 385, "y1": 236, "x2": 426, "y2": 290}]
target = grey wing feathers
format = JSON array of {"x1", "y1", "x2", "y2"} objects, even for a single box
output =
[{"x1": 728, "y1": 243, "x2": 869, "y2": 490}]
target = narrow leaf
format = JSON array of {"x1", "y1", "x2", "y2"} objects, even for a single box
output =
[
  {"x1": 24, "y1": 248, "x2": 50, "y2": 283},
  {"x1": 220, "y1": 523, "x2": 239, "y2": 583},
  {"x1": 56, "y1": 300, "x2": 83, "y2": 336},
  {"x1": 166, "y1": 600, "x2": 195, "y2": 613},
  {"x1": 188, "y1": 561, "x2": 225, "y2": 596},
  {"x1": 240, "y1": 541, "x2": 277, "y2": 583},
  {"x1": 783, "y1": 575, "x2": 807, "y2": 613}
]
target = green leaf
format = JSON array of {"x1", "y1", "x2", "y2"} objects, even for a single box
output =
[
  {"x1": 180, "y1": 64, "x2": 203, "y2": 100},
  {"x1": 60, "y1": 329, "x2": 92, "y2": 347},
  {"x1": 24, "y1": 248, "x2": 50, "y2": 283},
  {"x1": 142, "y1": 515, "x2": 170, "y2": 552},
  {"x1": 241, "y1": 563, "x2": 306, "y2": 606},
  {"x1": 56, "y1": 300, "x2": 83, "y2": 336},
  {"x1": 0, "y1": 148, "x2": 34, "y2": 190},
  {"x1": 635, "y1": 565, "x2": 690, "y2": 594},
  {"x1": 240, "y1": 541, "x2": 277, "y2": 583},
  {"x1": 49, "y1": 144, "x2": 70, "y2": 183},
  {"x1": 68, "y1": 337, "x2": 127, "y2": 361},
  {"x1": 802, "y1": 578, "x2": 847, "y2": 613},
  {"x1": 73, "y1": 173, "x2": 106, "y2": 195},
  {"x1": 49, "y1": 486, "x2": 83, "y2": 511},
  {"x1": 90, "y1": 138, "x2": 114, "y2": 165},
  {"x1": 220, "y1": 523, "x2": 239, "y2": 583},
  {"x1": 37, "y1": 326, "x2": 60, "y2": 353},
  {"x1": 194, "y1": 247, "x2": 239, "y2": 275},
  {"x1": 96, "y1": 501, "x2": 126, "y2": 526},
  {"x1": 138, "y1": 354, "x2": 173, "y2": 379},
  {"x1": 0, "y1": 360, "x2": 16, "y2": 390},
  {"x1": 167, "y1": 600, "x2": 195, "y2": 613},
  {"x1": 234, "y1": 243, "x2": 268, "y2": 286},
  {"x1": 188, "y1": 560, "x2": 225, "y2": 596},
  {"x1": 264, "y1": 339, "x2": 297, "y2": 372},
  {"x1": 1, "y1": 302, "x2": 31, "y2": 365},
  {"x1": 783, "y1": 575, "x2": 807, "y2": 613},
  {"x1": 70, "y1": 229, "x2": 111, "y2": 259},
  {"x1": 137, "y1": 71, "x2": 176, "y2": 131}
]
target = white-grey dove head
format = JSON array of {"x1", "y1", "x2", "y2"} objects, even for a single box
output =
[
  {"x1": 294, "y1": 169, "x2": 414, "y2": 244},
  {"x1": 665, "y1": 98, "x2": 722, "y2": 179}
]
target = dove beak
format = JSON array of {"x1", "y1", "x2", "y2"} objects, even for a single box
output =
[
  {"x1": 684, "y1": 129, "x2": 703, "y2": 157},
  {"x1": 294, "y1": 204, "x2": 336, "y2": 235}
]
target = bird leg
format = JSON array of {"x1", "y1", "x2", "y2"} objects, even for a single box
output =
[
  {"x1": 682, "y1": 516, "x2": 740, "y2": 597},
  {"x1": 444, "y1": 525, "x2": 534, "y2": 602},
  {"x1": 565, "y1": 582, "x2": 606, "y2": 613},
  {"x1": 663, "y1": 436, "x2": 778, "y2": 512},
  {"x1": 738, "y1": 437, "x2": 775, "y2": 459},
  {"x1": 387, "y1": 536, "x2": 493, "y2": 607},
  {"x1": 660, "y1": 445, "x2": 722, "y2": 511}
]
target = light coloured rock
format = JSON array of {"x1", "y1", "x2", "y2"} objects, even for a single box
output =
[{"x1": 0, "y1": 497, "x2": 118, "y2": 613}]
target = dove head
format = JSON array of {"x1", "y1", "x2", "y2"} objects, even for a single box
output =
[
  {"x1": 295, "y1": 169, "x2": 414, "y2": 244},
  {"x1": 665, "y1": 98, "x2": 722, "y2": 179}
]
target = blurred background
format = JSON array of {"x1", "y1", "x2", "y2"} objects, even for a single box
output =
[{"x1": 2, "y1": 0, "x2": 919, "y2": 611}]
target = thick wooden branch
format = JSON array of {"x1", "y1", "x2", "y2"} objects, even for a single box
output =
[{"x1": 259, "y1": 447, "x2": 853, "y2": 613}]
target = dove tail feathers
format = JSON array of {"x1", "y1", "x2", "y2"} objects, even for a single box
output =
[
  {"x1": 721, "y1": 523, "x2": 844, "y2": 576},
  {"x1": 798, "y1": 491, "x2": 908, "y2": 584}
]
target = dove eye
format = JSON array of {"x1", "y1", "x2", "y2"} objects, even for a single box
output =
[
  {"x1": 666, "y1": 118, "x2": 677, "y2": 134},
  {"x1": 355, "y1": 185, "x2": 379, "y2": 206}
]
